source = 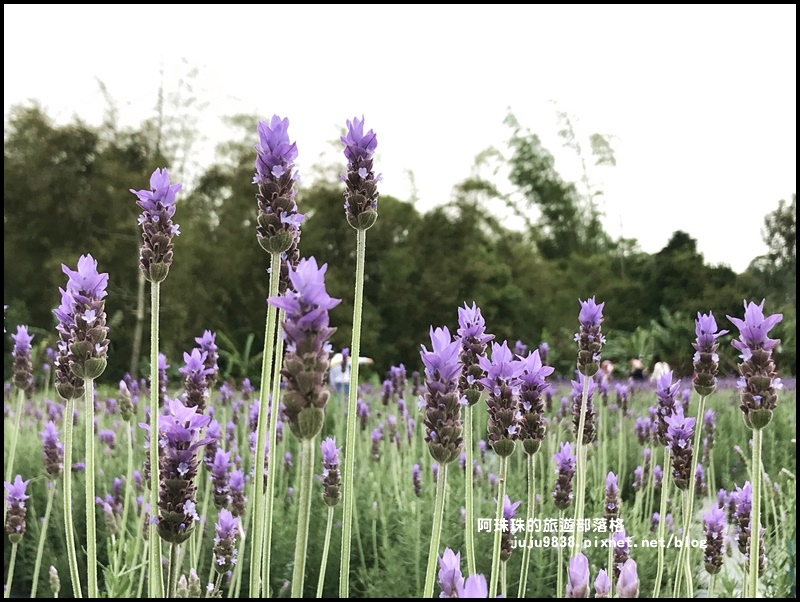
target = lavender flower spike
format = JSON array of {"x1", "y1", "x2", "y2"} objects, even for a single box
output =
[
  {"x1": 438, "y1": 548, "x2": 463, "y2": 598},
  {"x1": 321, "y1": 437, "x2": 342, "y2": 507},
  {"x1": 664, "y1": 404, "x2": 695, "y2": 490},
  {"x1": 575, "y1": 297, "x2": 605, "y2": 376},
  {"x1": 341, "y1": 116, "x2": 380, "y2": 230},
  {"x1": 11, "y1": 325, "x2": 35, "y2": 393},
  {"x1": 478, "y1": 341, "x2": 524, "y2": 457},
  {"x1": 254, "y1": 116, "x2": 304, "y2": 254},
  {"x1": 5, "y1": 475, "x2": 30, "y2": 543},
  {"x1": 594, "y1": 569, "x2": 611, "y2": 598},
  {"x1": 460, "y1": 574, "x2": 488, "y2": 597},
  {"x1": 703, "y1": 505, "x2": 726, "y2": 575},
  {"x1": 420, "y1": 326, "x2": 464, "y2": 464},
  {"x1": 565, "y1": 553, "x2": 590, "y2": 598},
  {"x1": 616, "y1": 558, "x2": 639, "y2": 598},
  {"x1": 692, "y1": 312, "x2": 728, "y2": 396},
  {"x1": 268, "y1": 258, "x2": 341, "y2": 439},
  {"x1": 517, "y1": 349, "x2": 553, "y2": 455},
  {"x1": 41, "y1": 421, "x2": 65, "y2": 480},
  {"x1": 727, "y1": 299, "x2": 783, "y2": 429},
  {"x1": 212, "y1": 508, "x2": 240, "y2": 574},
  {"x1": 131, "y1": 168, "x2": 182, "y2": 283},
  {"x1": 553, "y1": 442, "x2": 576, "y2": 510},
  {"x1": 456, "y1": 302, "x2": 494, "y2": 407}
]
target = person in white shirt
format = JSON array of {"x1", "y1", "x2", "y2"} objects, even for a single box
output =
[
  {"x1": 650, "y1": 355, "x2": 671, "y2": 382},
  {"x1": 329, "y1": 352, "x2": 373, "y2": 395}
]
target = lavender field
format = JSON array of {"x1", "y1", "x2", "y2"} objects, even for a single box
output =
[{"x1": 3, "y1": 116, "x2": 797, "y2": 599}]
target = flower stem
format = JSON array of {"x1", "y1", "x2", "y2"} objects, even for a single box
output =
[
  {"x1": 61, "y1": 394, "x2": 82, "y2": 598},
  {"x1": 292, "y1": 438, "x2": 316, "y2": 598},
  {"x1": 115, "y1": 423, "x2": 136, "y2": 571},
  {"x1": 572, "y1": 381, "x2": 590, "y2": 557},
  {"x1": 464, "y1": 404, "x2": 477, "y2": 575},
  {"x1": 166, "y1": 543, "x2": 180, "y2": 598},
  {"x1": 148, "y1": 280, "x2": 164, "y2": 598},
  {"x1": 339, "y1": 227, "x2": 367, "y2": 597},
  {"x1": 316, "y1": 506, "x2": 335, "y2": 598},
  {"x1": 249, "y1": 251, "x2": 281, "y2": 598},
  {"x1": 4, "y1": 543, "x2": 18, "y2": 599},
  {"x1": 423, "y1": 461, "x2": 449, "y2": 598},
  {"x1": 3, "y1": 389, "x2": 25, "y2": 527},
  {"x1": 652, "y1": 447, "x2": 671, "y2": 598},
  {"x1": 30, "y1": 481, "x2": 58, "y2": 598},
  {"x1": 261, "y1": 308, "x2": 286, "y2": 592},
  {"x1": 489, "y1": 456, "x2": 508, "y2": 599},
  {"x1": 748, "y1": 427, "x2": 763, "y2": 598},
  {"x1": 517, "y1": 453, "x2": 536, "y2": 598},
  {"x1": 556, "y1": 510, "x2": 564, "y2": 599},
  {"x1": 84, "y1": 378, "x2": 99, "y2": 599}
]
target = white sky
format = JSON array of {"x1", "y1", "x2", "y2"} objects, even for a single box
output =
[{"x1": 4, "y1": 4, "x2": 796, "y2": 273}]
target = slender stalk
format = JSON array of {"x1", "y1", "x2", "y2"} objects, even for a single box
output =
[
  {"x1": 675, "y1": 394, "x2": 706, "y2": 597},
  {"x1": 292, "y1": 438, "x2": 316, "y2": 597},
  {"x1": 4, "y1": 389, "x2": 25, "y2": 527},
  {"x1": 83, "y1": 378, "x2": 99, "y2": 598},
  {"x1": 422, "y1": 461, "x2": 449, "y2": 597},
  {"x1": 500, "y1": 560, "x2": 507, "y2": 598},
  {"x1": 339, "y1": 228, "x2": 367, "y2": 597},
  {"x1": 488, "y1": 456, "x2": 508, "y2": 599},
  {"x1": 556, "y1": 510, "x2": 565, "y2": 599},
  {"x1": 517, "y1": 453, "x2": 536, "y2": 597},
  {"x1": 464, "y1": 404, "x2": 477, "y2": 575},
  {"x1": 607, "y1": 530, "x2": 614, "y2": 598},
  {"x1": 652, "y1": 447, "x2": 671, "y2": 598},
  {"x1": 148, "y1": 281, "x2": 164, "y2": 598},
  {"x1": 572, "y1": 382, "x2": 590, "y2": 557},
  {"x1": 4, "y1": 543, "x2": 18, "y2": 599},
  {"x1": 261, "y1": 308, "x2": 286, "y2": 592},
  {"x1": 249, "y1": 251, "x2": 281, "y2": 598},
  {"x1": 166, "y1": 543, "x2": 180, "y2": 598},
  {"x1": 115, "y1": 423, "x2": 136, "y2": 570},
  {"x1": 748, "y1": 427, "x2": 763, "y2": 598},
  {"x1": 709, "y1": 573, "x2": 716, "y2": 598},
  {"x1": 316, "y1": 506, "x2": 335, "y2": 598},
  {"x1": 30, "y1": 481, "x2": 58, "y2": 598}
]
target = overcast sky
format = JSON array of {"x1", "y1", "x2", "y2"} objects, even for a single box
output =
[{"x1": 4, "y1": 4, "x2": 796, "y2": 272}]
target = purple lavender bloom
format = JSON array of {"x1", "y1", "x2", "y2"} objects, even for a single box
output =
[
  {"x1": 692, "y1": 311, "x2": 728, "y2": 396},
  {"x1": 616, "y1": 558, "x2": 639, "y2": 598},
  {"x1": 194, "y1": 330, "x2": 219, "y2": 391},
  {"x1": 654, "y1": 371, "x2": 680, "y2": 446},
  {"x1": 478, "y1": 341, "x2": 524, "y2": 457},
  {"x1": 703, "y1": 505, "x2": 726, "y2": 574},
  {"x1": 634, "y1": 416, "x2": 652, "y2": 446},
  {"x1": 565, "y1": 553, "x2": 590, "y2": 598},
  {"x1": 514, "y1": 340, "x2": 528, "y2": 357},
  {"x1": 517, "y1": 349, "x2": 554, "y2": 454},
  {"x1": 341, "y1": 347, "x2": 350, "y2": 373},
  {"x1": 632, "y1": 466, "x2": 645, "y2": 490},
  {"x1": 212, "y1": 508, "x2": 240, "y2": 574},
  {"x1": 665, "y1": 404, "x2": 695, "y2": 490},
  {"x1": 268, "y1": 257, "x2": 341, "y2": 439},
  {"x1": 501, "y1": 494, "x2": 522, "y2": 561},
  {"x1": 53, "y1": 255, "x2": 110, "y2": 398},
  {"x1": 604, "y1": 472, "x2": 620, "y2": 524},
  {"x1": 420, "y1": 326, "x2": 464, "y2": 464},
  {"x1": 131, "y1": 168, "x2": 182, "y2": 283},
  {"x1": 229, "y1": 469, "x2": 246, "y2": 518},
  {"x1": 459, "y1": 574, "x2": 488, "y2": 598},
  {"x1": 340, "y1": 116, "x2": 380, "y2": 230},
  {"x1": 148, "y1": 399, "x2": 212, "y2": 543},
  {"x1": 40, "y1": 421, "x2": 64, "y2": 479},
  {"x1": 438, "y1": 548, "x2": 463, "y2": 598},
  {"x1": 432, "y1": 462, "x2": 439, "y2": 484},
  {"x1": 594, "y1": 569, "x2": 611, "y2": 598},
  {"x1": 553, "y1": 442, "x2": 576, "y2": 510},
  {"x1": 570, "y1": 372, "x2": 598, "y2": 444},
  {"x1": 478, "y1": 439, "x2": 487, "y2": 463},
  {"x1": 614, "y1": 382, "x2": 629, "y2": 416},
  {"x1": 412, "y1": 464, "x2": 422, "y2": 497},
  {"x1": 612, "y1": 530, "x2": 630, "y2": 580},
  {"x1": 204, "y1": 419, "x2": 221, "y2": 470},
  {"x1": 371, "y1": 427, "x2": 383, "y2": 461},
  {"x1": 538, "y1": 342, "x2": 550, "y2": 365},
  {"x1": 575, "y1": 297, "x2": 605, "y2": 377},
  {"x1": 320, "y1": 437, "x2": 341, "y2": 507},
  {"x1": 98, "y1": 429, "x2": 116, "y2": 450},
  {"x1": 253, "y1": 116, "x2": 304, "y2": 254},
  {"x1": 240, "y1": 378, "x2": 254, "y2": 401},
  {"x1": 180, "y1": 348, "x2": 214, "y2": 413},
  {"x1": 653, "y1": 465, "x2": 663, "y2": 490},
  {"x1": 210, "y1": 449, "x2": 232, "y2": 509},
  {"x1": 733, "y1": 482, "x2": 753, "y2": 554},
  {"x1": 695, "y1": 463, "x2": 708, "y2": 498},
  {"x1": 4, "y1": 475, "x2": 30, "y2": 543},
  {"x1": 11, "y1": 325, "x2": 35, "y2": 393},
  {"x1": 727, "y1": 300, "x2": 783, "y2": 429}
]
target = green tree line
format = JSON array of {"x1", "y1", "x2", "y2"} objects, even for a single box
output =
[{"x1": 4, "y1": 104, "x2": 796, "y2": 384}]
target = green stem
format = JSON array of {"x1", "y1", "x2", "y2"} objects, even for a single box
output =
[
  {"x1": 517, "y1": 453, "x2": 536, "y2": 598},
  {"x1": 249, "y1": 251, "x2": 281, "y2": 598},
  {"x1": 682, "y1": 489, "x2": 695, "y2": 595},
  {"x1": 84, "y1": 378, "x2": 99, "y2": 598},
  {"x1": 464, "y1": 404, "x2": 477, "y2": 575},
  {"x1": 423, "y1": 461, "x2": 449, "y2": 597},
  {"x1": 148, "y1": 281, "x2": 164, "y2": 598},
  {"x1": 556, "y1": 510, "x2": 564, "y2": 599},
  {"x1": 488, "y1": 456, "x2": 508, "y2": 599},
  {"x1": 339, "y1": 227, "x2": 367, "y2": 598},
  {"x1": 4, "y1": 543, "x2": 18, "y2": 599},
  {"x1": 261, "y1": 308, "x2": 286, "y2": 593},
  {"x1": 316, "y1": 506, "x2": 335, "y2": 598},
  {"x1": 572, "y1": 380, "x2": 590, "y2": 557},
  {"x1": 166, "y1": 543, "x2": 180, "y2": 598},
  {"x1": 652, "y1": 447, "x2": 671, "y2": 598},
  {"x1": 115, "y1": 422, "x2": 135, "y2": 571},
  {"x1": 292, "y1": 438, "x2": 316, "y2": 598},
  {"x1": 4, "y1": 389, "x2": 25, "y2": 527},
  {"x1": 748, "y1": 427, "x2": 763, "y2": 598},
  {"x1": 500, "y1": 560, "x2": 507, "y2": 598},
  {"x1": 30, "y1": 481, "x2": 57, "y2": 598},
  {"x1": 709, "y1": 573, "x2": 716, "y2": 598}
]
